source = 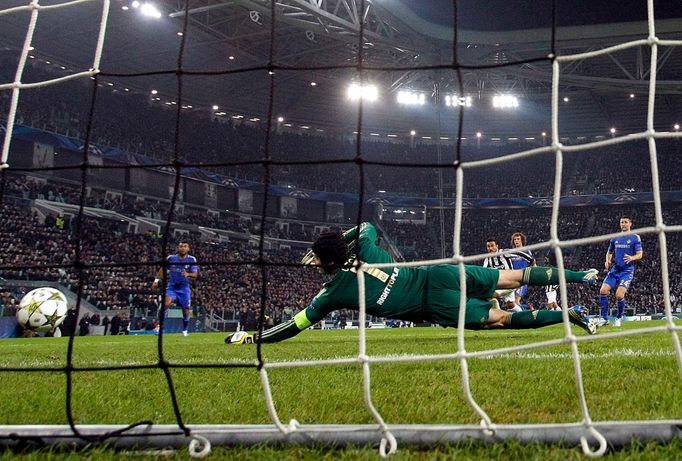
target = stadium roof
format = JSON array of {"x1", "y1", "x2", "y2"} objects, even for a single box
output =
[{"x1": 1, "y1": 0, "x2": 682, "y2": 139}]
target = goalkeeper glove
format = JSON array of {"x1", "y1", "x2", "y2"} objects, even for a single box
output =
[{"x1": 224, "y1": 331, "x2": 254, "y2": 345}]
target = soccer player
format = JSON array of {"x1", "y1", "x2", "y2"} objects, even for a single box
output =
[
  {"x1": 152, "y1": 240, "x2": 198, "y2": 336},
  {"x1": 544, "y1": 252, "x2": 560, "y2": 311},
  {"x1": 598, "y1": 216, "x2": 643, "y2": 327},
  {"x1": 233, "y1": 223, "x2": 599, "y2": 344},
  {"x1": 509, "y1": 232, "x2": 536, "y2": 310},
  {"x1": 483, "y1": 238, "x2": 518, "y2": 311}
]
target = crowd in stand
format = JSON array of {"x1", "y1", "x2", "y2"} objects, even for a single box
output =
[{"x1": 2, "y1": 55, "x2": 682, "y2": 202}]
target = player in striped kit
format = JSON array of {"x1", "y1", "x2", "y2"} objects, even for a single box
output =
[
  {"x1": 545, "y1": 285, "x2": 560, "y2": 310},
  {"x1": 544, "y1": 251, "x2": 560, "y2": 310},
  {"x1": 483, "y1": 238, "x2": 519, "y2": 311}
]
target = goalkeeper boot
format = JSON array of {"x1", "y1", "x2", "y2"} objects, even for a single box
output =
[
  {"x1": 581, "y1": 268, "x2": 600, "y2": 286},
  {"x1": 614, "y1": 317, "x2": 622, "y2": 327},
  {"x1": 568, "y1": 305, "x2": 597, "y2": 335}
]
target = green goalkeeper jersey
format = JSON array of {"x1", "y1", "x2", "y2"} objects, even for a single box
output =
[
  {"x1": 306, "y1": 222, "x2": 429, "y2": 324},
  {"x1": 259, "y1": 222, "x2": 432, "y2": 343}
]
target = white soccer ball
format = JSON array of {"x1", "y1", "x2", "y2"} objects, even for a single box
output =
[{"x1": 16, "y1": 287, "x2": 69, "y2": 333}]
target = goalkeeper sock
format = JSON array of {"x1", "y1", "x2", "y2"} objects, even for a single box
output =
[
  {"x1": 523, "y1": 266, "x2": 589, "y2": 285},
  {"x1": 617, "y1": 299, "x2": 626, "y2": 318},
  {"x1": 510, "y1": 310, "x2": 562, "y2": 329},
  {"x1": 182, "y1": 316, "x2": 189, "y2": 332},
  {"x1": 600, "y1": 295, "x2": 610, "y2": 320}
]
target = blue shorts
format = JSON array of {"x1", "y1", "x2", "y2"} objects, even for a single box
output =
[
  {"x1": 514, "y1": 285, "x2": 529, "y2": 300},
  {"x1": 604, "y1": 270, "x2": 634, "y2": 290},
  {"x1": 166, "y1": 285, "x2": 191, "y2": 308}
]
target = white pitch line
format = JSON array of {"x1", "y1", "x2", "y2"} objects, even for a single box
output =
[{"x1": 1, "y1": 348, "x2": 676, "y2": 368}]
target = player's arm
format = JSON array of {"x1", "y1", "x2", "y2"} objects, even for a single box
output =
[
  {"x1": 624, "y1": 251, "x2": 643, "y2": 263},
  {"x1": 624, "y1": 236, "x2": 643, "y2": 264},
  {"x1": 342, "y1": 222, "x2": 376, "y2": 242},
  {"x1": 182, "y1": 258, "x2": 199, "y2": 280},
  {"x1": 258, "y1": 306, "x2": 324, "y2": 343},
  {"x1": 604, "y1": 238, "x2": 615, "y2": 269},
  {"x1": 302, "y1": 222, "x2": 376, "y2": 265},
  {"x1": 152, "y1": 264, "x2": 166, "y2": 289}
]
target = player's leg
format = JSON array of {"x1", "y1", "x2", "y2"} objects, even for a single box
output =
[
  {"x1": 485, "y1": 302, "x2": 595, "y2": 334},
  {"x1": 514, "y1": 285, "x2": 531, "y2": 310},
  {"x1": 613, "y1": 284, "x2": 629, "y2": 327},
  {"x1": 181, "y1": 308, "x2": 190, "y2": 335},
  {"x1": 496, "y1": 266, "x2": 599, "y2": 290},
  {"x1": 599, "y1": 273, "x2": 617, "y2": 325},
  {"x1": 546, "y1": 288, "x2": 560, "y2": 310},
  {"x1": 177, "y1": 288, "x2": 191, "y2": 335},
  {"x1": 162, "y1": 289, "x2": 179, "y2": 334}
]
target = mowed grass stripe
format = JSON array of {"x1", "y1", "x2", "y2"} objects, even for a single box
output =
[{"x1": 0, "y1": 322, "x2": 679, "y2": 427}]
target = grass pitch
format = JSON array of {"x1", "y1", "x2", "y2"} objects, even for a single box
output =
[{"x1": 0, "y1": 320, "x2": 681, "y2": 460}]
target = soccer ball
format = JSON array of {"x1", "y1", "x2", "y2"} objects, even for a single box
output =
[{"x1": 16, "y1": 287, "x2": 69, "y2": 333}]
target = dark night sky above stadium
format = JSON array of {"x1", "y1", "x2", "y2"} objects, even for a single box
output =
[{"x1": 400, "y1": 0, "x2": 682, "y2": 30}]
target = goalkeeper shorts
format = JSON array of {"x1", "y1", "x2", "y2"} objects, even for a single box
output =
[{"x1": 424, "y1": 265, "x2": 498, "y2": 330}]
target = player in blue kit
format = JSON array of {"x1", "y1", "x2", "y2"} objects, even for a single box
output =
[
  {"x1": 152, "y1": 241, "x2": 198, "y2": 336},
  {"x1": 510, "y1": 232, "x2": 536, "y2": 310},
  {"x1": 598, "y1": 216, "x2": 643, "y2": 327}
]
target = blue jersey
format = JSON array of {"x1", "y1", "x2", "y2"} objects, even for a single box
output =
[
  {"x1": 608, "y1": 234, "x2": 642, "y2": 273},
  {"x1": 166, "y1": 254, "x2": 198, "y2": 286},
  {"x1": 510, "y1": 249, "x2": 534, "y2": 270}
]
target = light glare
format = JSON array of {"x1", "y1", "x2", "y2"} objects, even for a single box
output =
[
  {"x1": 140, "y1": 3, "x2": 162, "y2": 18},
  {"x1": 347, "y1": 83, "x2": 378, "y2": 102},
  {"x1": 493, "y1": 95, "x2": 519, "y2": 109},
  {"x1": 397, "y1": 90, "x2": 425, "y2": 106},
  {"x1": 445, "y1": 94, "x2": 471, "y2": 107}
]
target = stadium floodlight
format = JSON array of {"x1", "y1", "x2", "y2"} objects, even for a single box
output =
[
  {"x1": 674, "y1": 123, "x2": 680, "y2": 131},
  {"x1": 444, "y1": 94, "x2": 471, "y2": 107},
  {"x1": 131, "y1": 0, "x2": 140, "y2": 7},
  {"x1": 122, "y1": 5, "x2": 129, "y2": 10},
  {"x1": 347, "y1": 83, "x2": 378, "y2": 102},
  {"x1": 310, "y1": 82, "x2": 317, "y2": 86},
  {"x1": 397, "y1": 90, "x2": 425, "y2": 106},
  {"x1": 212, "y1": 105, "x2": 219, "y2": 110},
  {"x1": 563, "y1": 96, "x2": 569, "y2": 102},
  {"x1": 140, "y1": 3, "x2": 162, "y2": 18},
  {"x1": 493, "y1": 94, "x2": 519, "y2": 109},
  {"x1": 476, "y1": 132, "x2": 482, "y2": 138},
  {"x1": 610, "y1": 127, "x2": 616, "y2": 134},
  {"x1": 410, "y1": 130, "x2": 416, "y2": 136},
  {"x1": 228, "y1": 56, "x2": 235, "y2": 60},
  {"x1": 150, "y1": 89, "x2": 158, "y2": 95},
  {"x1": 277, "y1": 116, "x2": 284, "y2": 123},
  {"x1": 630, "y1": 93, "x2": 635, "y2": 99}
]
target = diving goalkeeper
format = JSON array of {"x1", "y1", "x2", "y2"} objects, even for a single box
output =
[{"x1": 230, "y1": 222, "x2": 599, "y2": 344}]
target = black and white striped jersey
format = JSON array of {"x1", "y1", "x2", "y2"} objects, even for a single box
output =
[{"x1": 483, "y1": 250, "x2": 515, "y2": 270}]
